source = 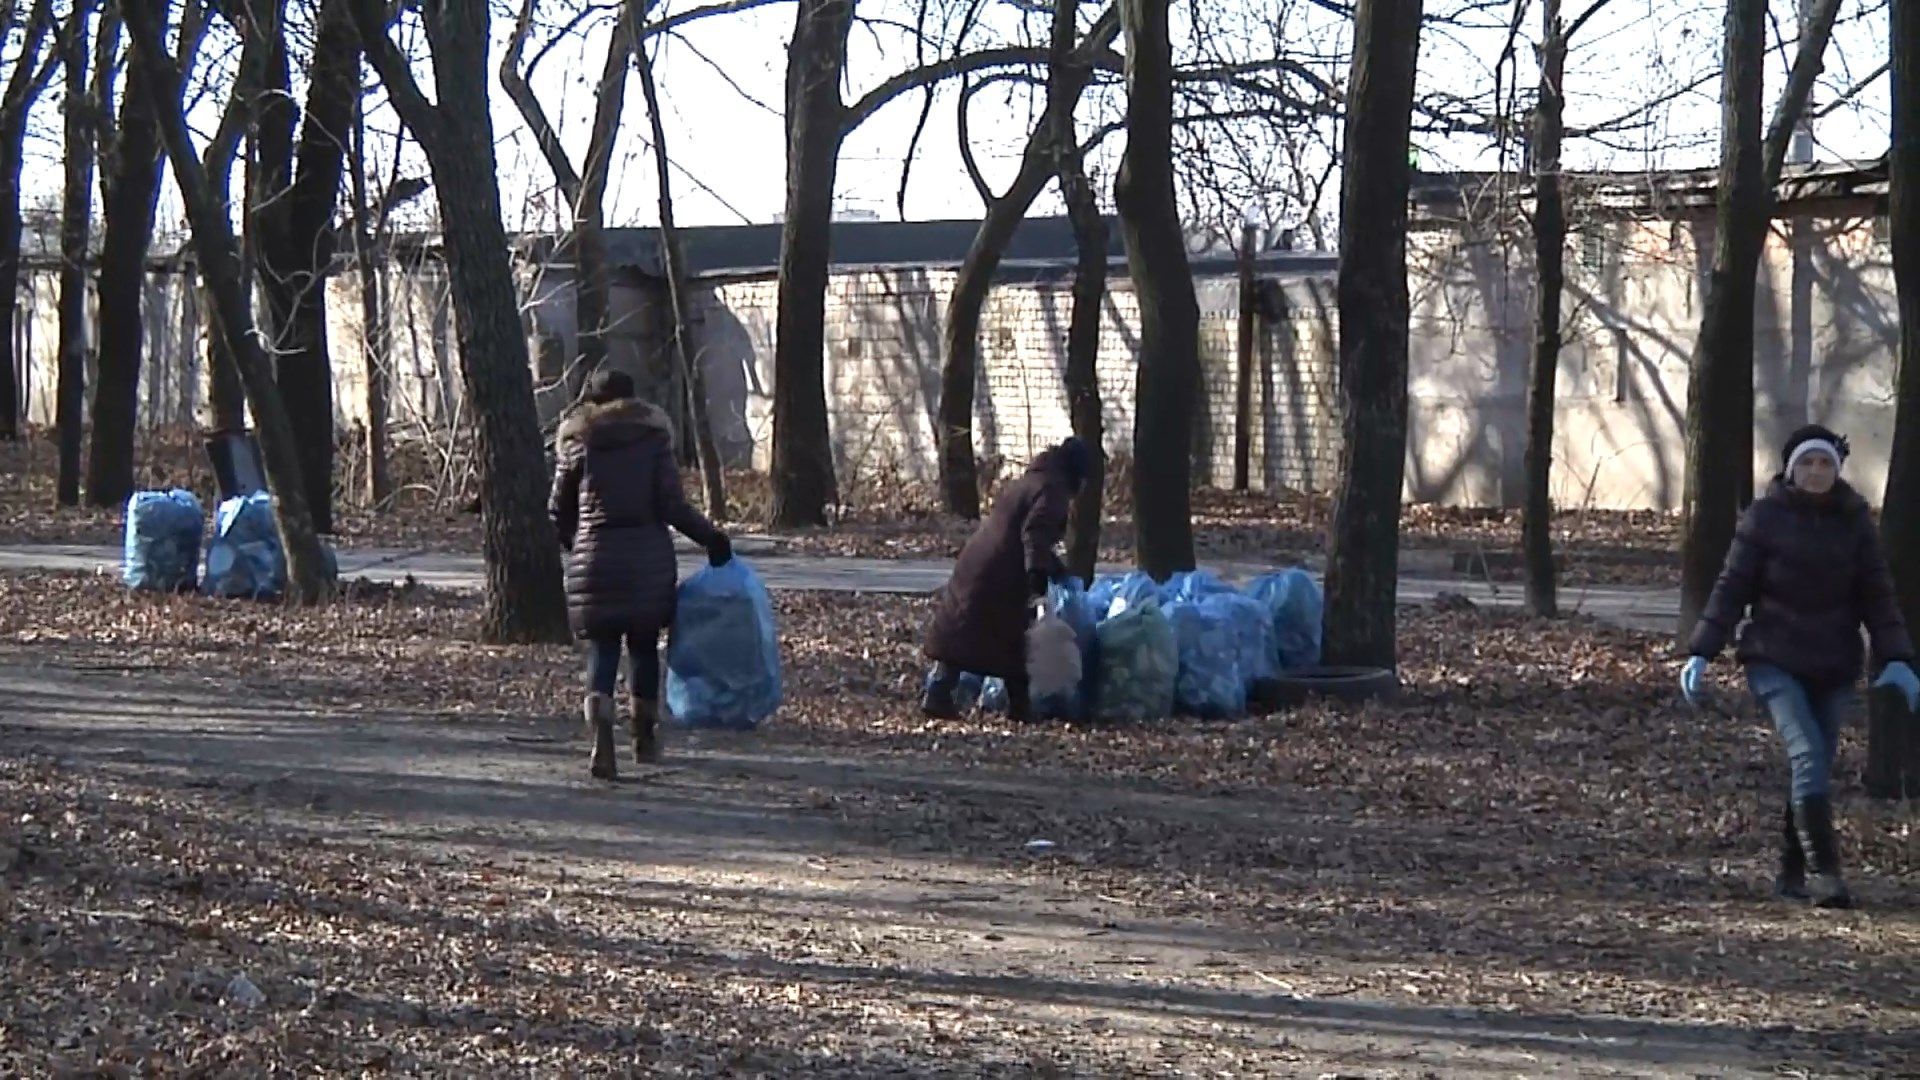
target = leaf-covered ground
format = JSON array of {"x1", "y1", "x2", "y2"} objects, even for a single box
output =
[
  {"x1": 2, "y1": 429, "x2": 1678, "y2": 584},
  {"x1": 1, "y1": 571, "x2": 1912, "y2": 1075}
]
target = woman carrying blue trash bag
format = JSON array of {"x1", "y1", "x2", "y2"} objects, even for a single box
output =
[
  {"x1": 921, "y1": 438, "x2": 1091, "y2": 722},
  {"x1": 550, "y1": 369, "x2": 732, "y2": 780},
  {"x1": 1681, "y1": 425, "x2": 1919, "y2": 909}
]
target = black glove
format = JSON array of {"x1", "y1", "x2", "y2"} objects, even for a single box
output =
[
  {"x1": 708, "y1": 533, "x2": 733, "y2": 568},
  {"x1": 1026, "y1": 567, "x2": 1051, "y2": 599}
]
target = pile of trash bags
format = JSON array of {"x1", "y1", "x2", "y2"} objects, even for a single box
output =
[
  {"x1": 124, "y1": 490, "x2": 205, "y2": 592},
  {"x1": 666, "y1": 558, "x2": 783, "y2": 730},
  {"x1": 950, "y1": 564, "x2": 1324, "y2": 723},
  {"x1": 124, "y1": 489, "x2": 338, "y2": 600}
]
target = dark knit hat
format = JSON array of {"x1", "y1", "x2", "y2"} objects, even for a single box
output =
[
  {"x1": 582, "y1": 368, "x2": 636, "y2": 405},
  {"x1": 1780, "y1": 424, "x2": 1850, "y2": 469},
  {"x1": 1055, "y1": 437, "x2": 1094, "y2": 485}
]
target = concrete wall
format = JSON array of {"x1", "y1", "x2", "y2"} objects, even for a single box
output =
[
  {"x1": 686, "y1": 268, "x2": 1342, "y2": 496},
  {"x1": 1404, "y1": 211, "x2": 1898, "y2": 511},
  {"x1": 14, "y1": 208, "x2": 1897, "y2": 512}
]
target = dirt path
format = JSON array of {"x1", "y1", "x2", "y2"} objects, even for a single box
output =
[{"x1": 2, "y1": 655, "x2": 1887, "y2": 1077}]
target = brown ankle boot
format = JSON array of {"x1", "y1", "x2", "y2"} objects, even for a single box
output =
[
  {"x1": 628, "y1": 697, "x2": 661, "y2": 764},
  {"x1": 585, "y1": 694, "x2": 618, "y2": 780}
]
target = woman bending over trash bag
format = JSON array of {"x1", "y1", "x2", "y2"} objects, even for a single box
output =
[
  {"x1": 921, "y1": 438, "x2": 1092, "y2": 722},
  {"x1": 550, "y1": 369, "x2": 733, "y2": 780},
  {"x1": 1681, "y1": 425, "x2": 1918, "y2": 909}
]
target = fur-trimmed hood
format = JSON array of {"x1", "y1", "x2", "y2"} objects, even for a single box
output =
[{"x1": 557, "y1": 397, "x2": 675, "y2": 449}]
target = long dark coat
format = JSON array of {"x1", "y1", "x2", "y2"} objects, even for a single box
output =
[
  {"x1": 923, "y1": 448, "x2": 1075, "y2": 678},
  {"x1": 548, "y1": 398, "x2": 723, "y2": 640},
  {"x1": 1690, "y1": 477, "x2": 1914, "y2": 687}
]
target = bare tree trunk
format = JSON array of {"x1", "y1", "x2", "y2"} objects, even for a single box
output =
[
  {"x1": 348, "y1": 86, "x2": 389, "y2": 507},
  {"x1": 1114, "y1": 0, "x2": 1199, "y2": 580},
  {"x1": 252, "y1": 0, "x2": 354, "y2": 535},
  {"x1": 55, "y1": 0, "x2": 101, "y2": 507},
  {"x1": 87, "y1": 2, "x2": 171, "y2": 507},
  {"x1": 1870, "y1": 0, "x2": 1920, "y2": 800},
  {"x1": 936, "y1": 0, "x2": 1115, "y2": 521},
  {"x1": 1321, "y1": 0, "x2": 1424, "y2": 670},
  {"x1": 1233, "y1": 222, "x2": 1256, "y2": 493},
  {"x1": 1678, "y1": 0, "x2": 1843, "y2": 642},
  {"x1": 1523, "y1": 0, "x2": 1567, "y2": 617},
  {"x1": 353, "y1": 0, "x2": 567, "y2": 642},
  {"x1": 0, "y1": 0, "x2": 55, "y2": 442},
  {"x1": 634, "y1": 32, "x2": 726, "y2": 517},
  {"x1": 121, "y1": 0, "x2": 330, "y2": 602},
  {"x1": 1060, "y1": 142, "x2": 1107, "y2": 585},
  {"x1": 1678, "y1": 0, "x2": 1767, "y2": 646},
  {"x1": 500, "y1": 0, "x2": 635, "y2": 393},
  {"x1": 0, "y1": 114, "x2": 25, "y2": 442},
  {"x1": 770, "y1": 0, "x2": 852, "y2": 527}
]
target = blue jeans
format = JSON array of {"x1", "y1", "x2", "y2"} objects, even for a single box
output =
[
  {"x1": 1745, "y1": 662, "x2": 1854, "y2": 801},
  {"x1": 587, "y1": 628, "x2": 661, "y2": 699}
]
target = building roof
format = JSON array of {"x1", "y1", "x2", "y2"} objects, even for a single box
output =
[
  {"x1": 1409, "y1": 157, "x2": 1889, "y2": 228},
  {"x1": 511, "y1": 215, "x2": 1337, "y2": 282}
]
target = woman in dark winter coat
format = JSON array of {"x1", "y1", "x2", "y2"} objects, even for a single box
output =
[
  {"x1": 550, "y1": 369, "x2": 732, "y2": 780},
  {"x1": 1682, "y1": 424, "x2": 1919, "y2": 909},
  {"x1": 921, "y1": 438, "x2": 1092, "y2": 721}
]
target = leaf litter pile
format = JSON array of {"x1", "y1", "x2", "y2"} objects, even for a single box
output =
[{"x1": 2, "y1": 571, "x2": 1915, "y2": 1075}]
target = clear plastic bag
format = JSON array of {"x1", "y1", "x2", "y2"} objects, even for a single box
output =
[
  {"x1": 665, "y1": 559, "x2": 783, "y2": 730},
  {"x1": 123, "y1": 489, "x2": 203, "y2": 593},
  {"x1": 1033, "y1": 580, "x2": 1099, "y2": 720},
  {"x1": 1165, "y1": 600, "x2": 1246, "y2": 718},
  {"x1": 1246, "y1": 568, "x2": 1324, "y2": 671},
  {"x1": 1094, "y1": 598, "x2": 1178, "y2": 722}
]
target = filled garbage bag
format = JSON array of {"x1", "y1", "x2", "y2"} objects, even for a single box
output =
[
  {"x1": 123, "y1": 489, "x2": 204, "y2": 592},
  {"x1": 1095, "y1": 570, "x2": 1161, "y2": 620},
  {"x1": 1026, "y1": 609, "x2": 1082, "y2": 700},
  {"x1": 953, "y1": 671, "x2": 989, "y2": 712},
  {"x1": 1246, "y1": 568, "x2": 1324, "y2": 670},
  {"x1": 665, "y1": 558, "x2": 782, "y2": 730},
  {"x1": 978, "y1": 675, "x2": 1009, "y2": 713},
  {"x1": 1093, "y1": 598, "x2": 1178, "y2": 722},
  {"x1": 1033, "y1": 580, "x2": 1099, "y2": 720},
  {"x1": 203, "y1": 492, "x2": 285, "y2": 599},
  {"x1": 1163, "y1": 569, "x2": 1233, "y2": 604},
  {"x1": 1165, "y1": 600, "x2": 1247, "y2": 719},
  {"x1": 1201, "y1": 591, "x2": 1279, "y2": 687}
]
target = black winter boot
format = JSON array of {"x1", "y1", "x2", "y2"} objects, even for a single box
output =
[
  {"x1": 628, "y1": 697, "x2": 661, "y2": 764},
  {"x1": 1792, "y1": 795, "x2": 1853, "y2": 909},
  {"x1": 1774, "y1": 803, "x2": 1808, "y2": 900}
]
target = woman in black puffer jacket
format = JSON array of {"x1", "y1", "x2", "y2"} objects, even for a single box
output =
[
  {"x1": 1682, "y1": 425, "x2": 1918, "y2": 909},
  {"x1": 549, "y1": 370, "x2": 731, "y2": 780}
]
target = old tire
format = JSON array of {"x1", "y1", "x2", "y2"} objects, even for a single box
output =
[{"x1": 1265, "y1": 666, "x2": 1399, "y2": 709}]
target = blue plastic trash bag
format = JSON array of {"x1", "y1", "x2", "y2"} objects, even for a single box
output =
[
  {"x1": 1086, "y1": 574, "x2": 1125, "y2": 619},
  {"x1": 1164, "y1": 569, "x2": 1233, "y2": 604},
  {"x1": 204, "y1": 492, "x2": 285, "y2": 599},
  {"x1": 951, "y1": 671, "x2": 987, "y2": 712},
  {"x1": 1034, "y1": 580, "x2": 1099, "y2": 720},
  {"x1": 1165, "y1": 601, "x2": 1246, "y2": 719},
  {"x1": 1246, "y1": 568, "x2": 1324, "y2": 671},
  {"x1": 1098, "y1": 570, "x2": 1162, "y2": 620},
  {"x1": 124, "y1": 490, "x2": 204, "y2": 592},
  {"x1": 1201, "y1": 591, "x2": 1278, "y2": 687},
  {"x1": 979, "y1": 676, "x2": 1009, "y2": 713},
  {"x1": 1093, "y1": 599, "x2": 1178, "y2": 722},
  {"x1": 666, "y1": 558, "x2": 782, "y2": 730}
]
